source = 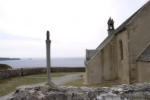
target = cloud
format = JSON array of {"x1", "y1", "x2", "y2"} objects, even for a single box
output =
[
  {"x1": 0, "y1": 0, "x2": 149, "y2": 58},
  {"x1": 0, "y1": 31, "x2": 41, "y2": 41}
]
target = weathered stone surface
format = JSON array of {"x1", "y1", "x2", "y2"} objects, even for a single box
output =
[
  {"x1": 0, "y1": 67, "x2": 85, "y2": 79},
  {"x1": 7, "y1": 83, "x2": 150, "y2": 100},
  {"x1": 85, "y1": 0, "x2": 150, "y2": 85}
]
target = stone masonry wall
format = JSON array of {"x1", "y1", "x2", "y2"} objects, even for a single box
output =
[
  {"x1": 0, "y1": 67, "x2": 85, "y2": 79},
  {"x1": 8, "y1": 83, "x2": 150, "y2": 100}
]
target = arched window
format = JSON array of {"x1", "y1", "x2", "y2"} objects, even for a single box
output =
[{"x1": 119, "y1": 40, "x2": 123, "y2": 60}]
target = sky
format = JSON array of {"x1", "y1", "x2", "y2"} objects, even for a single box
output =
[{"x1": 0, "y1": 0, "x2": 149, "y2": 58}]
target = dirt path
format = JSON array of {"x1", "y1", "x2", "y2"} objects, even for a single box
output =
[
  {"x1": 0, "y1": 72, "x2": 84, "y2": 100},
  {"x1": 53, "y1": 72, "x2": 83, "y2": 85},
  {"x1": 26, "y1": 72, "x2": 83, "y2": 86}
]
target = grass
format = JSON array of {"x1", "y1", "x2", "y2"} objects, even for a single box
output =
[
  {"x1": 64, "y1": 79, "x2": 85, "y2": 87},
  {"x1": 0, "y1": 64, "x2": 12, "y2": 70},
  {"x1": 64, "y1": 79, "x2": 121, "y2": 88},
  {"x1": 28, "y1": 72, "x2": 78, "y2": 78},
  {"x1": 0, "y1": 72, "x2": 78, "y2": 96}
]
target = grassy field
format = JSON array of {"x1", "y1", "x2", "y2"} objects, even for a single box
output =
[
  {"x1": 0, "y1": 72, "x2": 120, "y2": 96},
  {"x1": 64, "y1": 79, "x2": 121, "y2": 87},
  {"x1": 0, "y1": 72, "x2": 78, "y2": 96}
]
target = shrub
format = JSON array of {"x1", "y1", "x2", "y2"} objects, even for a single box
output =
[{"x1": 0, "y1": 64, "x2": 12, "y2": 70}]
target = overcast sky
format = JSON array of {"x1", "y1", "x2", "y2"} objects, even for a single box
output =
[{"x1": 0, "y1": 0, "x2": 149, "y2": 58}]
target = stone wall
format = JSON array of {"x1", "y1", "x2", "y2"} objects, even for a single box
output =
[
  {"x1": 137, "y1": 62, "x2": 150, "y2": 83},
  {"x1": 7, "y1": 83, "x2": 150, "y2": 100},
  {"x1": 128, "y1": 3, "x2": 150, "y2": 83},
  {"x1": 116, "y1": 30, "x2": 130, "y2": 84},
  {"x1": 51, "y1": 67, "x2": 85, "y2": 72},
  {"x1": 85, "y1": 51, "x2": 103, "y2": 84},
  {"x1": 102, "y1": 38, "x2": 118, "y2": 81},
  {"x1": 0, "y1": 67, "x2": 85, "y2": 79}
]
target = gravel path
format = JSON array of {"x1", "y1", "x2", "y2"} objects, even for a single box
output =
[
  {"x1": 53, "y1": 72, "x2": 83, "y2": 85},
  {"x1": 29, "y1": 72, "x2": 83, "y2": 86},
  {"x1": 0, "y1": 72, "x2": 84, "y2": 100}
]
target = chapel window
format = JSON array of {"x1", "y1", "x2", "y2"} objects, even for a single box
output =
[{"x1": 119, "y1": 40, "x2": 123, "y2": 60}]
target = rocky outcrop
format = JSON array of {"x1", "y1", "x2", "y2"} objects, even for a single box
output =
[{"x1": 7, "y1": 83, "x2": 150, "y2": 100}]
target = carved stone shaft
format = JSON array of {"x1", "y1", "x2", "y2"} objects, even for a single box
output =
[{"x1": 46, "y1": 30, "x2": 51, "y2": 84}]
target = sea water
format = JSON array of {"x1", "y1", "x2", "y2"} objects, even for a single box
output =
[{"x1": 0, "y1": 58, "x2": 85, "y2": 68}]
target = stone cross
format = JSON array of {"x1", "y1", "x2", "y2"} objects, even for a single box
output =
[{"x1": 46, "y1": 30, "x2": 51, "y2": 84}]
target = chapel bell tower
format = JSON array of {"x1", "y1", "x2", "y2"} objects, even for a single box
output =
[{"x1": 107, "y1": 17, "x2": 115, "y2": 35}]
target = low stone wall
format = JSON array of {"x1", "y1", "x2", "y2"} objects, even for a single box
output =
[
  {"x1": 0, "y1": 69, "x2": 21, "y2": 79},
  {"x1": 7, "y1": 83, "x2": 150, "y2": 100},
  {"x1": 0, "y1": 67, "x2": 85, "y2": 79},
  {"x1": 51, "y1": 67, "x2": 85, "y2": 72}
]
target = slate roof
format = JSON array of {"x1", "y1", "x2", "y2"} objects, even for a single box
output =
[
  {"x1": 86, "y1": 0, "x2": 150, "y2": 61},
  {"x1": 86, "y1": 50, "x2": 97, "y2": 61},
  {"x1": 137, "y1": 44, "x2": 150, "y2": 62}
]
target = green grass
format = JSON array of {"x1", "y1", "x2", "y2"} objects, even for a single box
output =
[
  {"x1": 0, "y1": 64, "x2": 12, "y2": 70},
  {"x1": 0, "y1": 72, "x2": 78, "y2": 96},
  {"x1": 28, "y1": 72, "x2": 78, "y2": 78},
  {"x1": 64, "y1": 79, "x2": 85, "y2": 87},
  {"x1": 64, "y1": 79, "x2": 121, "y2": 88}
]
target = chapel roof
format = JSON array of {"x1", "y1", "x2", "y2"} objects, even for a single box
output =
[
  {"x1": 86, "y1": 49, "x2": 97, "y2": 61},
  {"x1": 137, "y1": 44, "x2": 150, "y2": 62},
  {"x1": 87, "y1": 0, "x2": 150, "y2": 61},
  {"x1": 97, "y1": 0, "x2": 150, "y2": 51}
]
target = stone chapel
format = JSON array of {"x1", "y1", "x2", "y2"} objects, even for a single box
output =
[{"x1": 85, "y1": 1, "x2": 150, "y2": 85}]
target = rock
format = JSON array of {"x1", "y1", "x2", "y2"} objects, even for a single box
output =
[{"x1": 7, "y1": 82, "x2": 150, "y2": 100}]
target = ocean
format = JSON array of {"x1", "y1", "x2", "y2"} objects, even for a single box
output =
[{"x1": 0, "y1": 58, "x2": 85, "y2": 68}]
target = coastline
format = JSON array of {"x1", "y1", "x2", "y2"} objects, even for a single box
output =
[
  {"x1": 0, "y1": 58, "x2": 84, "y2": 68},
  {"x1": 0, "y1": 57, "x2": 20, "y2": 61}
]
